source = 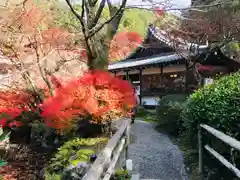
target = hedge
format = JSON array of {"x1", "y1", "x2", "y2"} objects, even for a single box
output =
[
  {"x1": 181, "y1": 71, "x2": 240, "y2": 179},
  {"x1": 155, "y1": 94, "x2": 187, "y2": 136}
]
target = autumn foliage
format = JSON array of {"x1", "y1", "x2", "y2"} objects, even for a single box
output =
[
  {"x1": 0, "y1": 90, "x2": 31, "y2": 128},
  {"x1": 0, "y1": 1, "x2": 137, "y2": 133},
  {"x1": 109, "y1": 31, "x2": 143, "y2": 62},
  {"x1": 41, "y1": 70, "x2": 136, "y2": 131},
  {"x1": 0, "y1": 71, "x2": 136, "y2": 132}
]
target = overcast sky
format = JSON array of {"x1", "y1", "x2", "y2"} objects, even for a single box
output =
[
  {"x1": 114, "y1": 0, "x2": 191, "y2": 8},
  {"x1": 71, "y1": 0, "x2": 191, "y2": 9}
]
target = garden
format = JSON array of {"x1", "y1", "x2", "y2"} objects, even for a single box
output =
[
  {"x1": 0, "y1": 1, "x2": 138, "y2": 179},
  {"x1": 0, "y1": 70, "x2": 136, "y2": 179}
]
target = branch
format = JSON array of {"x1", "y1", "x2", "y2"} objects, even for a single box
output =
[
  {"x1": 65, "y1": 0, "x2": 94, "y2": 61},
  {"x1": 90, "y1": 0, "x2": 99, "y2": 7},
  {"x1": 32, "y1": 36, "x2": 53, "y2": 96},
  {"x1": 106, "y1": 0, "x2": 113, "y2": 10},
  {"x1": 125, "y1": 1, "x2": 233, "y2": 12},
  {"x1": 65, "y1": 0, "x2": 85, "y2": 32},
  {"x1": 87, "y1": 0, "x2": 127, "y2": 39},
  {"x1": 90, "y1": 0, "x2": 106, "y2": 29},
  {"x1": 51, "y1": 50, "x2": 86, "y2": 73}
]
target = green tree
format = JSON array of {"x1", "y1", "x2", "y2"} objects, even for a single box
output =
[{"x1": 61, "y1": 0, "x2": 163, "y2": 69}]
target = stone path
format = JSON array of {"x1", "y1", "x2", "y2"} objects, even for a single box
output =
[{"x1": 128, "y1": 119, "x2": 188, "y2": 180}]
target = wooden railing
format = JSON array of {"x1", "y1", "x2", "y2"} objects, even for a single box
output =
[
  {"x1": 82, "y1": 118, "x2": 131, "y2": 180},
  {"x1": 198, "y1": 124, "x2": 240, "y2": 179}
]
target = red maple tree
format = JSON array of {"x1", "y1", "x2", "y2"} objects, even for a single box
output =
[
  {"x1": 41, "y1": 70, "x2": 136, "y2": 132},
  {"x1": 0, "y1": 90, "x2": 31, "y2": 128},
  {"x1": 0, "y1": 1, "x2": 137, "y2": 133},
  {"x1": 109, "y1": 31, "x2": 143, "y2": 62}
]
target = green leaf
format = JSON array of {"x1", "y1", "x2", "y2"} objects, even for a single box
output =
[
  {"x1": 0, "y1": 131, "x2": 10, "y2": 142},
  {"x1": 0, "y1": 159, "x2": 7, "y2": 167}
]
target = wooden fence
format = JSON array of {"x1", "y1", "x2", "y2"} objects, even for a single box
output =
[
  {"x1": 198, "y1": 124, "x2": 240, "y2": 179},
  {"x1": 82, "y1": 118, "x2": 131, "y2": 180}
]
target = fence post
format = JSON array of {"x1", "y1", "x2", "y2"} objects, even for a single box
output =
[
  {"x1": 124, "y1": 123, "x2": 130, "y2": 162},
  {"x1": 198, "y1": 124, "x2": 204, "y2": 180}
]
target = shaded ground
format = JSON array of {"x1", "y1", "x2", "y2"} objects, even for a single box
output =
[{"x1": 129, "y1": 119, "x2": 188, "y2": 180}]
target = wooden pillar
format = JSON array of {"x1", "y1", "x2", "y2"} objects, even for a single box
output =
[
  {"x1": 160, "y1": 66, "x2": 163, "y2": 92},
  {"x1": 198, "y1": 124, "x2": 204, "y2": 180},
  {"x1": 125, "y1": 71, "x2": 129, "y2": 81},
  {"x1": 139, "y1": 69, "x2": 143, "y2": 105},
  {"x1": 184, "y1": 60, "x2": 188, "y2": 92}
]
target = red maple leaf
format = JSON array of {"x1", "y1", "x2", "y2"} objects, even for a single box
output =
[
  {"x1": 109, "y1": 31, "x2": 143, "y2": 62},
  {"x1": 41, "y1": 70, "x2": 136, "y2": 131},
  {"x1": 155, "y1": 8, "x2": 165, "y2": 16}
]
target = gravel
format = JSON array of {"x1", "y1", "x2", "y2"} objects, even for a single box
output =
[{"x1": 128, "y1": 119, "x2": 188, "y2": 180}]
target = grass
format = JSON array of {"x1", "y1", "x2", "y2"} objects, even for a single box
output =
[{"x1": 135, "y1": 106, "x2": 157, "y2": 124}]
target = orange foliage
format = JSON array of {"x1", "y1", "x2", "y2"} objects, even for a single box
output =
[
  {"x1": 0, "y1": 90, "x2": 31, "y2": 128},
  {"x1": 0, "y1": 90, "x2": 31, "y2": 109},
  {"x1": 41, "y1": 70, "x2": 136, "y2": 132},
  {"x1": 21, "y1": 5, "x2": 43, "y2": 31},
  {"x1": 109, "y1": 31, "x2": 143, "y2": 62},
  {"x1": 0, "y1": 1, "x2": 88, "y2": 89},
  {"x1": 41, "y1": 28, "x2": 74, "y2": 48}
]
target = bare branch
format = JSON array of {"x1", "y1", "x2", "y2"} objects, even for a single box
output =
[
  {"x1": 126, "y1": 1, "x2": 233, "y2": 12},
  {"x1": 106, "y1": 0, "x2": 113, "y2": 10},
  {"x1": 32, "y1": 37, "x2": 53, "y2": 96},
  {"x1": 90, "y1": 0, "x2": 106, "y2": 29},
  {"x1": 87, "y1": 0, "x2": 127, "y2": 39},
  {"x1": 65, "y1": 0, "x2": 94, "y2": 61},
  {"x1": 65, "y1": 0, "x2": 85, "y2": 32},
  {"x1": 90, "y1": 0, "x2": 98, "y2": 7}
]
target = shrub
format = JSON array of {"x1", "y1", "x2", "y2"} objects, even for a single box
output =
[
  {"x1": 144, "y1": 114, "x2": 155, "y2": 122},
  {"x1": 181, "y1": 72, "x2": 240, "y2": 179},
  {"x1": 182, "y1": 72, "x2": 240, "y2": 141},
  {"x1": 135, "y1": 106, "x2": 148, "y2": 117},
  {"x1": 110, "y1": 168, "x2": 130, "y2": 180},
  {"x1": 41, "y1": 70, "x2": 136, "y2": 133},
  {"x1": 155, "y1": 94, "x2": 187, "y2": 136},
  {"x1": 45, "y1": 137, "x2": 108, "y2": 179}
]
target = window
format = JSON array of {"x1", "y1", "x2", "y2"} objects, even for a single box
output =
[{"x1": 142, "y1": 72, "x2": 185, "y2": 94}]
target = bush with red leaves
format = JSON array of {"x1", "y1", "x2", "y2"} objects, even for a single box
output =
[
  {"x1": 0, "y1": 90, "x2": 32, "y2": 129},
  {"x1": 41, "y1": 70, "x2": 136, "y2": 132}
]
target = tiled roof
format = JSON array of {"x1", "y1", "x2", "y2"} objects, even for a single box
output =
[
  {"x1": 148, "y1": 24, "x2": 208, "y2": 52},
  {"x1": 108, "y1": 24, "x2": 209, "y2": 71},
  {"x1": 108, "y1": 53, "x2": 184, "y2": 70}
]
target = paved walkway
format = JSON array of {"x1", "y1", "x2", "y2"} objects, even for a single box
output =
[{"x1": 128, "y1": 119, "x2": 188, "y2": 180}]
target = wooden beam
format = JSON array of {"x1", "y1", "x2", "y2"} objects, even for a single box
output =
[
  {"x1": 200, "y1": 124, "x2": 240, "y2": 151},
  {"x1": 139, "y1": 69, "x2": 142, "y2": 105},
  {"x1": 198, "y1": 124, "x2": 204, "y2": 180},
  {"x1": 82, "y1": 119, "x2": 130, "y2": 180},
  {"x1": 205, "y1": 144, "x2": 240, "y2": 178},
  {"x1": 126, "y1": 70, "x2": 129, "y2": 81},
  {"x1": 103, "y1": 138, "x2": 126, "y2": 180},
  {"x1": 184, "y1": 59, "x2": 188, "y2": 92},
  {"x1": 160, "y1": 66, "x2": 163, "y2": 92},
  {"x1": 160, "y1": 66, "x2": 163, "y2": 73}
]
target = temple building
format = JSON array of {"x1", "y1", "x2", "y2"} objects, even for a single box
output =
[{"x1": 108, "y1": 25, "x2": 239, "y2": 108}]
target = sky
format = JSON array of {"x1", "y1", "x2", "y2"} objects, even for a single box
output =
[
  {"x1": 113, "y1": 0, "x2": 191, "y2": 8},
  {"x1": 71, "y1": 0, "x2": 192, "y2": 9}
]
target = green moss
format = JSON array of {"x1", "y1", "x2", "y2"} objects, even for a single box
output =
[{"x1": 111, "y1": 168, "x2": 130, "y2": 180}]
